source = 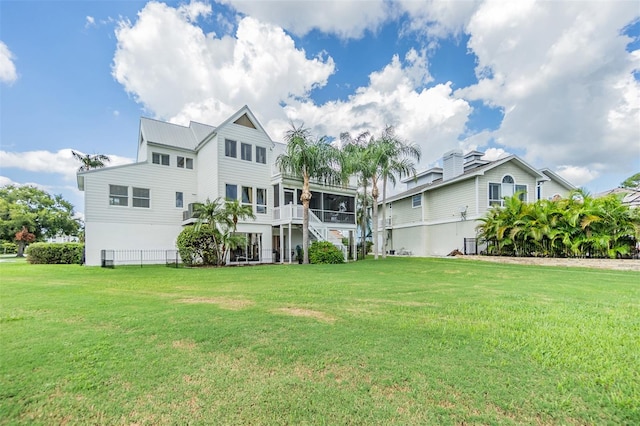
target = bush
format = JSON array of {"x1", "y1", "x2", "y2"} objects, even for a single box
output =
[
  {"x1": 1, "y1": 241, "x2": 17, "y2": 254},
  {"x1": 176, "y1": 225, "x2": 217, "y2": 266},
  {"x1": 26, "y1": 243, "x2": 84, "y2": 264},
  {"x1": 309, "y1": 241, "x2": 344, "y2": 264}
]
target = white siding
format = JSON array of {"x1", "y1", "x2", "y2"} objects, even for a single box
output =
[
  {"x1": 85, "y1": 222, "x2": 181, "y2": 266},
  {"x1": 540, "y1": 179, "x2": 569, "y2": 200},
  {"x1": 390, "y1": 226, "x2": 427, "y2": 257},
  {"x1": 391, "y1": 196, "x2": 423, "y2": 225},
  {"x1": 426, "y1": 179, "x2": 476, "y2": 222},
  {"x1": 83, "y1": 162, "x2": 197, "y2": 225},
  {"x1": 426, "y1": 221, "x2": 477, "y2": 256},
  {"x1": 196, "y1": 134, "x2": 219, "y2": 200},
  {"x1": 216, "y1": 123, "x2": 273, "y2": 226}
]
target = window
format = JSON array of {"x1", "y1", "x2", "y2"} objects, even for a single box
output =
[
  {"x1": 256, "y1": 188, "x2": 267, "y2": 214},
  {"x1": 256, "y1": 146, "x2": 266, "y2": 164},
  {"x1": 412, "y1": 194, "x2": 421, "y2": 208},
  {"x1": 489, "y1": 175, "x2": 526, "y2": 206},
  {"x1": 176, "y1": 192, "x2": 184, "y2": 208},
  {"x1": 242, "y1": 186, "x2": 252, "y2": 206},
  {"x1": 109, "y1": 185, "x2": 128, "y2": 206},
  {"x1": 177, "y1": 157, "x2": 194, "y2": 169},
  {"x1": 152, "y1": 152, "x2": 169, "y2": 166},
  {"x1": 241, "y1": 143, "x2": 252, "y2": 161},
  {"x1": 226, "y1": 184, "x2": 237, "y2": 200},
  {"x1": 225, "y1": 139, "x2": 237, "y2": 158},
  {"x1": 132, "y1": 187, "x2": 150, "y2": 208}
]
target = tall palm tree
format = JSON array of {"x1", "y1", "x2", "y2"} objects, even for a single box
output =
[
  {"x1": 276, "y1": 123, "x2": 342, "y2": 264},
  {"x1": 72, "y1": 151, "x2": 110, "y2": 172},
  {"x1": 341, "y1": 131, "x2": 376, "y2": 260},
  {"x1": 374, "y1": 127, "x2": 420, "y2": 259}
]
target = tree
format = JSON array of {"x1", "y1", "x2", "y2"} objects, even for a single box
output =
[
  {"x1": 341, "y1": 131, "x2": 376, "y2": 260},
  {"x1": 0, "y1": 185, "x2": 80, "y2": 256},
  {"x1": 14, "y1": 226, "x2": 35, "y2": 257},
  {"x1": 72, "y1": 151, "x2": 110, "y2": 172},
  {"x1": 373, "y1": 127, "x2": 420, "y2": 259},
  {"x1": 277, "y1": 123, "x2": 343, "y2": 264},
  {"x1": 620, "y1": 172, "x2": 640, "y2": 189},
  {"x1": 191, "y1": 198, "x2": 256, "y2": 266}
]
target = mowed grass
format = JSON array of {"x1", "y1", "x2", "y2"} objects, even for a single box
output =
[{"x1": 0, "y1": 257, "x2": 638, "y2": 425}]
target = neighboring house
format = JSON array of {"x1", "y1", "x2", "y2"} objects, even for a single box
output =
[
  {"x1": 379, "y1": 149, "x2": 576, "y2": 257},
  {"x1": 46, "y1": 234, "x2": 80, "y2": 244},
  {"x1": 595, "y1": 187, "x2": 640, "y2": 209},
  {"x1": 77, "y1": 106, "x2": 357, "y2": 266}
]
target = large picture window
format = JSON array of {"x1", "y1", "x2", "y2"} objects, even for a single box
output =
[
  {"x1": 109, "y1": 185, "x2": 128, "y2": 206},
  {"x1": 132, "y1": 187, "x2": 150, "y2": 208},
  {"x1": 241, "y1": 143, "x2": 252, "y2": 161},
  {"x1": 225, "y1": 139, "x2": 237, "y2": 158},
  {"x1": 256, "y1": 188, "x2": 267, "y2": 214},
  {"x1": 489, "y1": 175, "x2": 527, "y2": 207},
  {"x1": 226, "y1": 184, "x2": 237, "y2": 200}
]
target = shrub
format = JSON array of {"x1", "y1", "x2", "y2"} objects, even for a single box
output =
[
  {"x1": 1, "y1": 242, "x2": 17, "y2": 254},
  {"x1": 176, "y1": 225, "x2": 217, "y2": 266},
  {"x1": 26, "y1": 243, "x2": 84, "y2": 264},
  {"x1": 309, "y1": 241, "x2": 344, "y2": 264}
]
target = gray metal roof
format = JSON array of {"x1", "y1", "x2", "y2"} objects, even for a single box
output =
[{"x1": 140, "y1": 117, "x2": 214, "y2": 151}]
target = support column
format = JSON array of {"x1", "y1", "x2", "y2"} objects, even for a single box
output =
[
  {"x1": 279, "y1": 225, "x2": 284, "y2": 264},
  {"x1": 288, "y1": 223, "x2": 292, "y2": 264}
]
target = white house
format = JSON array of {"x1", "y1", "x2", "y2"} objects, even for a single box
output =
[
  {"x1": 77, "y1": 106, "x2": 358, "y2": 266},
  {"x1": 378, "y1": 149, "x2": 576, "y2": 257}
]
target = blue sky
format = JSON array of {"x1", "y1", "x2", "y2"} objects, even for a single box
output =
[{"x1": 1, "y1": 0, "x2": 639, "y2": 218}]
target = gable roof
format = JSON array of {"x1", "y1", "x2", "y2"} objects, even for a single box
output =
[
  {"x1": 539, "y1": 168, "x2": 576, "y2": 191},
  {"x1": 139, "y1": 117, "x2": 214, "y2": 151},
  {"x1": 194, "y1": 105, "x2": 273, "y2": 151},
  {"x1": 386, "y1": 155, "x2": 547, "y2": 204}
]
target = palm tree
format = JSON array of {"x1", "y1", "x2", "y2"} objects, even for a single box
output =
[
  {"x1": 224, "y1": 198, "x2": 256, "y2": 231},
  {"x1": 72, "y1": 151, "x2": 110, "y2": 172},
  {"x1": 276, "y1": 123, "x2": 342, "y2": 264},
  {"x1": 341, "y1": 131, "x2": 376, "y2": 260},
  {"x1": 374, "y1": 127, "x2": 420, "y2": 259}
]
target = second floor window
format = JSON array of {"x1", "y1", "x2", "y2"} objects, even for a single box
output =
[
  {"x1": 241, "y1": 143, "x2": 252, "y2": 161},
  {"x1": 225, "y1": 139, "x2": 237, "y2": 158},
  {"x1": 242, "y1": 186, "x2": 252, "y2": 207},
  {"x1": 109, "y1": 185, "x2": 128, "y2": 206},
  {"x1": 226, "y1": 184, "x2": 237, "y2": 200},
  {"x1": 176, "y1": 192, "x2": 184, "y2": 208},
  {"x1": 256, "y1": 146, "x2": 266, "y2": 164},
  {"x1": 412, "y1": 194, "x2": 421, "y2": 208},
  {"x1": 256, "y1": 188, "x2": 266, "y2": 214},
  {"x1": 132, "y1": 187, "x2": 150, "y2": 208}
]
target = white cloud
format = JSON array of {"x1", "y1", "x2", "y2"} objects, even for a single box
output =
[
  {"x1": 0, "y1": 41, "x2": 18, "y2": 85},
  {"x1": 0, "y1": 175, "x2": 49, "y2": 192},
  {"x1": 85, "y1": 16, "x2": 96, "y2": 28},
  {"x1": 282, "y1": 49, "x2": 471, "y2": 169},
  {"x1": 456, "y1": 1, "x2": 640, "y2": 184},
  {"x1": 481, "y1": 147, "x2": 509, "y2": 161},
  {"x1": 0, "y1": 149, "x2": 133, "y2": 181},
  {"x1": 112, "y1": 1, "x2": 335, "y2": 127},
  {"x1": 220, "y1": 0, "x2": 389, "y2": 39},
  {"x1": 556, "y1": 165, "x2": 601, "y2": 188}
]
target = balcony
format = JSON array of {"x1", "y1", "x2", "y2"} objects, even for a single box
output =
[{"x1": 182, "y1": 203, "x2": 202, "y2": 224}]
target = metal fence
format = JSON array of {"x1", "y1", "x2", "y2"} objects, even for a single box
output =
[{"x1": 100, "y1": 249, "x2": 180, "y2": 268}]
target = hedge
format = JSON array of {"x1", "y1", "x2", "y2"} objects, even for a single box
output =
[
  {"x1": 26, "y1": 243, "x2": 84, "y2": 264},
  {"x1": 309, "y1": 241, "x2": 344, "y2": 264}
]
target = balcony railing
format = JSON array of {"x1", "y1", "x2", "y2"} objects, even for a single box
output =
[{"x1": 273, "y1": 204, "x2": 355, "y2": 225}]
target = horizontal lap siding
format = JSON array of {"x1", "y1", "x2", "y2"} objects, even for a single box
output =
[
  {"x1": 196, "y1": 135, "x2": 218, "y2": 200},
  {"x1": 83, "y1": 162, "x2": 197, "y2": 225},
  {"x1": 541, "y1": 179, "x2": 569, "y2": 200},
  {"x1": 217, "y1": 124, "x2": 273, "y2": 226},
  {"x1": 391, "y1": 197, "x2": 422, "y2": 225},
  {"x1": 426, "y1": 179, "x2": 476, "y2": 222}
]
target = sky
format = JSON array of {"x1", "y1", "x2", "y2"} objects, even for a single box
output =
[{"x1": 1, "y1": 0, "x2": 639, "y2": 218}]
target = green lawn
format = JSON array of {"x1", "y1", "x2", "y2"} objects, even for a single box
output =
[{"x1": 1, "y1": 257, "x2": 638, "y2": 425}]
